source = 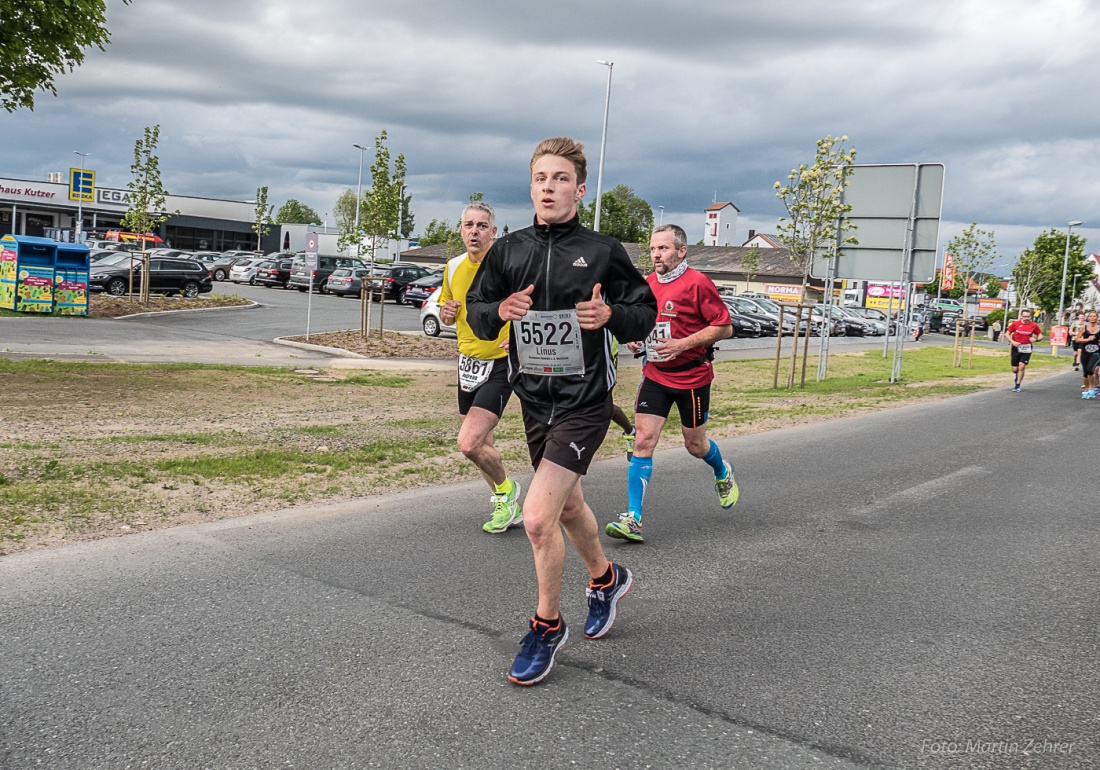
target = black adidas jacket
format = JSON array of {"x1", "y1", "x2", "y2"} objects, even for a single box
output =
[{"x1": 466, "y1": 215, "x2": 656, "y2": 424}]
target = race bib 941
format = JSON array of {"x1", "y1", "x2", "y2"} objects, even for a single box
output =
[{"x1": 515, "y1": 309, "x2": 584, "y2": 376}]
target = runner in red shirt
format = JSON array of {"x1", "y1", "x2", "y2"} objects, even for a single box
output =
[
  {"x1": 1005, "y1": 309, "x2": 1043, "y2": 392},
  {"x1": 605, "y1": 224, "x2": 736, "y2": 544}
]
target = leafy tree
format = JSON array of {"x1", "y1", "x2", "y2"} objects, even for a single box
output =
[
  {"x1": 984, "y1": 275, "x2": 1002, "y2": 299},
  {"x1": 418, "y1": 218, "x2": 455, "y2": 247},
  {"x1": 578, "y1": 184, "x2": 653, "y2": 243},
  {"x1": 252, "y1": 186, "x2": 272, "y2": 251},
  {"x1": 945, "y1": 223, "x2": 998, "y2": 315},
  {"x1": 0, "y1": 0, "x2": 131, "y2": 112},
  {"x1": 333, "y1": 189, "x2": 358, "y2": 251},
  {"x1": 275, "y1": 199, "x2": 321, "y2": 225},
  {"x1": 774, "y1": 135, "x2": 857, "y2": 298},
  {"x1": 1012, "y1": 229, "x2": 1090, "y2": 313},
  {"x1": 120, "y1": 124, "x2": 174, "y2": 304}
]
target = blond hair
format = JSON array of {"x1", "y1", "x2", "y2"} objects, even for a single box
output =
[{"x1": 530, "y1": 137, "x2": 588, "y2": 185}]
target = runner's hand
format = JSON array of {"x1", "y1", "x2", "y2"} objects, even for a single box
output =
[
  {"x1": 576, "y1": 283, "x2": 611, "y2": 330},
  {"x1": 626, "y1": 341, "x2": 642, "y2": 354},
  {"x1": 498, "y1": 285, "x2": 534, "y2": 321},
  {"x1": 440, "y1": 300, "x2": 460, "y2": 325}
]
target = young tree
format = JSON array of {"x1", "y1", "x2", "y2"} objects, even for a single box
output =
[
  {"x1": 418, "y1": 218, "x2": 455, "y2": 247},
  {"x1": 275, "y1": 199, "x2": 321, "y2": 225},
  {"x1": 774, "y1": 135, "x2": 858, "y2": 299},
  {"x1": 358, "y1": 130, "x2": 409, "y2": 261},
  {"x1": 1, "y1": 0, "x2": 131, "y2": 112},
  {"x1": 1012, "y1": 229, "x2": 1089, "y2": 313},
  {"x1": 578, "y1": 184, "x2": 654, "y2": 243},
  {"x1": 945, "y1": 223, "x2": 998, "y2": 316},
  {"x1": 120, "y1": 124, "x2": 174, "y2": 304},
  {"x1": 741, "y1": 244, "x2": 762, "y2": 284},
  {"x1": 252, "y1": 186, "x2": 273, "y2": 252}
]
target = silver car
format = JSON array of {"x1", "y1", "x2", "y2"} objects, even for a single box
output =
[{"x1": 419, "y1": 287, "x2": 457, "y2": 337}]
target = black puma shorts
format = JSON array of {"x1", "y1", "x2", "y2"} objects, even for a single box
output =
[{"x1": 521, "y1": 394, "x2": 613, "y2": 475}]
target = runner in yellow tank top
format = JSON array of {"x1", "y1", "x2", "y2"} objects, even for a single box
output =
[{"x1": 438, "y1": 202, "x2": 522, "y2": 533}]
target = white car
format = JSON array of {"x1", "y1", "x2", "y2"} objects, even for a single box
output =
[
  {"x1": 228, "y1": 257, "x2": 267, "y2": 285},
  {"x1": 419, "y1": 287, "x2": 457, "y2": 337}
]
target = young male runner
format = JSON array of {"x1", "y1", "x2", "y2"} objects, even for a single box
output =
[
  {"x1": 438, "y1": 201, "x2": 522, "y2": 533},
  {"x1": 1006, "y1": 309, "x2": 1043, "y2": 392},
  {"x1": 466, "y1": 137, "x2": 657, "y2": 685},
  {"x1": 605, "y1": 224, "x2": 737, "y2": 544}
]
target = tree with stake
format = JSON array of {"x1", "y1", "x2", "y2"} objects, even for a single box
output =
[
  {"x1": 945, "y1": 223, "x2": 998, "y2": 318},
  {"x1": 774, "y1": 135, "x2": 857, "y2": 300},
  {"x1": 120, "y1": 125, "x2": 174, "y2": 305}
]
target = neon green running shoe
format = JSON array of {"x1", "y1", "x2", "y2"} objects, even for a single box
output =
[
  {"x1": 483, "y1": 479, "x2": 523, "y2": 533},
  {"x1": 715, "y1": 461, "x2": 739, "y2": 509},
  {"x1": 605, "y1": 513, "x2": 644, "y2": 542},
  {"x1": 623, "y1": 429, "x2": 635, "y2": 461}
]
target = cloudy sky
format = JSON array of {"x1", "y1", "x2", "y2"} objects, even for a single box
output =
[{"x1": 4, "y1": 0, "x2": 1098, "y2": 271}]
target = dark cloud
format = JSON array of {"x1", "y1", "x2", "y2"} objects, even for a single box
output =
[{"x1": 1, "y1": 0, "x2": 1097, "y2": 263}]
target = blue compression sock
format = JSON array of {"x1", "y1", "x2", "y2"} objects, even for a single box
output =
[
  {"x1": 703, "y1": 440, "x2": 730, "y2": 478},
  {"x1": 627, "y1": 456, "x2": 652, "y2": 521}
]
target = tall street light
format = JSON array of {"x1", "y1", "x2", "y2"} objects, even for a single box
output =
[
  {"x1": 658, "y1": 205, "x2": 664, "y2": 226},
  {"x1": 593, "y1": 60, "x2": 613, "y2": 233},
  {"x1": 1057, "y1": 220, "x2": 1083, "y2": 348},
  {"x1": 353, "y1": 143, "x2": 367, "y2": 258},
  {"x1": 73, "y1": 150, "x2": 90, "y2": 240}
]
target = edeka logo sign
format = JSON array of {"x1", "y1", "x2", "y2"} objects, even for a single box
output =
[{"x1": 96, "y1": 188, "x2": 131, "y2": 205}]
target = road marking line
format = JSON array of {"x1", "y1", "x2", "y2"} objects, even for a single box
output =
[{"x1": 850, "y1": 466, "x2": 989, "y2": 517}]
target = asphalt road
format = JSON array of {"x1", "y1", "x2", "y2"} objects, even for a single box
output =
[{"x1": 1, "y1": 365, "x2": 1095, "y2": 769}]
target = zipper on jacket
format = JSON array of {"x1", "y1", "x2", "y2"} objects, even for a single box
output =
[{"x1": 545, "y1": 229, "x2": 556, "y2": 425}]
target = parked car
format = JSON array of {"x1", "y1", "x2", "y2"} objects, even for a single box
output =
[
  {"x1": 206, "y1": 253, "x2": 244, "y2": 281},
  {"x1": 940, "y1": 312, "x2": 989, "y2": 334},
  {"x1": 90, "y1": 251, "x2": 142, "y2": 268},
  {"x1": 88, "y1": 257, "x2": 213, "y2": 298},
  {"x1": 724, "y1": 296, "x2": 783, "y2": 336},
  {"x1": 419, "y1": 287, "x2": 457, "y2": 337},
  {"x1": 149, "y1": 248, "x2": 188, "y2": 259},
  {"x1": 255, "y1": 257, "x2": 295, "y2": 288},
  {"x1": 849, "y1": 306, "x2": 900, "y2": 335},
  {"x1": 726, "y1": 310, "x2": 763, "y2": 338},
  {"x1": 403, "y1": 273, "x2": 444, "y2": 308},
  {"x1": 229, "y1": 257, "x2": 268, "y2": 284},
  {"x1": 84, "y1": 239, "x2": 130, "y2": 252},
  {"x1": 371, "y1": 263, "x2": 435, "y2": 304},
  {"x1": 833, "y1": 306, "x2": 878, "y2": 336},
  {"x1": 288, "y1": 255, "x2": 367, "y2": 293},
  {"x1": 325, "y1": 267, "x2": 373, "y2": 297}
]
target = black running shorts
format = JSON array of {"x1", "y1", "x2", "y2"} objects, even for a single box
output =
[
  {"x1": 1010, "y1": 347, "x2": 1032, "y2": 367},
  {"x1": 522, "y1": 394, "x2": 613, "y2": 475},
  {"x1": 634, "y1": 376, "x2": 711, "y2": 429},
  {"x1": 457, "y1": 358, "x2": 512, "y2": 417}
]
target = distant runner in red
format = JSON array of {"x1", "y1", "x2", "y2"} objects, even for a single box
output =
[{"x1": 1005, "y1": 309, "x2": 1043, "y2": 392}]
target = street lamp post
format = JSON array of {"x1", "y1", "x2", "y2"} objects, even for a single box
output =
[
  {"x1": 1056, "y1": 219, "x2": 1083, "y2": 355},
  {"x1": 593, "y1": 60, "x2": 613, "y2": 233},
  {"x1": 73, "y1": 151, "x2": 90, "y2": 240},
  {"x1": 658, "y1": 205, "x2": 664, "y2": 226},
  {"x1": 353, "y1": 143, "x2": 367, "y2": 258}
]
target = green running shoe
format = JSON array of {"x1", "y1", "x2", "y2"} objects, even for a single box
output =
[
  {"x1": 483, "y1": 480, "x2": 522, "y2": 533},
  {"x1": 605, "y1": 513, "x2": 644, "y2": 542},
  {"x1": 623, "y1": 428, "x2": 635, "y2": 461},
  {"x1": 715, "y1": 461, "x2": 739, "y2": 509}
]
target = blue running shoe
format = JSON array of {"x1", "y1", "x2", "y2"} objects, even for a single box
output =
[
  {"x1": 508, "y1": 616, "x2": 569, "y2": 686},
  {"x1": 584, "y1": 563, "x2": 633, "y2": 639}
]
